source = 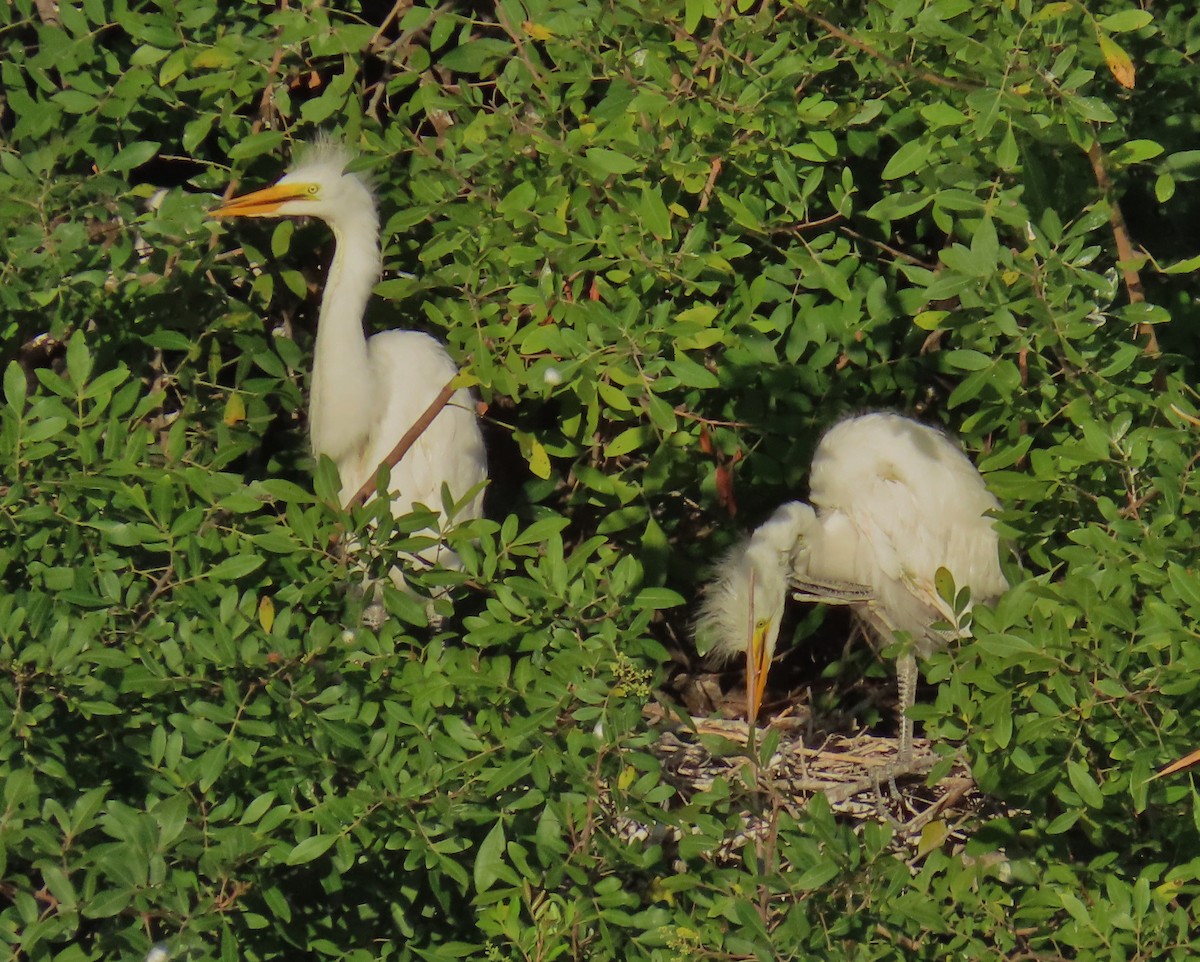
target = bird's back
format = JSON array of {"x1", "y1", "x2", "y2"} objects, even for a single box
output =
[{"x1": 807, "y1": 413, "x2": 1006, "y2": 647}]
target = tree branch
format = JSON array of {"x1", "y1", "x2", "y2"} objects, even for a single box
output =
[
  {"x1": 347, "y1": 376, "x2": 461, "y2": 509},
  {"x1": 1085, "y1": 138, "x2": 1159, "y2": 356}
]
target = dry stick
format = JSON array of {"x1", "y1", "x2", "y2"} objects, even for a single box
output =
[
  {"x1": 1085, "y1": 140, "x2": 1160, "y2": 357},
  {"x1": 133, "y1": 561, "x2": 177, "y2": 632},
  {"x1": 347, "y1": 376, "x2": 459, "y2": 509},
  {"x1": 32, "y1": 0, "x2": 59, "y2": 25},
  {"x1": 494, "y1": 2, "x2": 547, "y2": 87},
  {"x1": 369, "y1": 0, "x2": 413, "y2": 49}
]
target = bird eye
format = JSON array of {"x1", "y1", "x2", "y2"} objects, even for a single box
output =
[
  {"x1": 755, "y1": 618, "x2": 769, "y2": 632},
  {"x1": 306, "y1": 185, "x2": 318, "y2": 195}
]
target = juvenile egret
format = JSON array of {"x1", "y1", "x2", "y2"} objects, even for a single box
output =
[
  {"x1": 696, "y1": 412, "x2": 1008, "y2": 757},
  {"x1": 212, "y1": 140, "x2": 487, "y2": 572}
]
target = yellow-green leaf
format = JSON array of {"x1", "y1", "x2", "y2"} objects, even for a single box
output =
[
  {"x1": 1098, "y1": 33, "x2": 1135, "y2": 89},
  {"x1": 223, "y1": 392, "x2": 246, "y2": 426},
  {"x1": 258, "y1": 595, "x2": 275, "y2": 633}
]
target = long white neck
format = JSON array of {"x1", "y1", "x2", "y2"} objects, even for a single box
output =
[{"x1": 307, "y1": 203, "x2": 382, "y2": 473}]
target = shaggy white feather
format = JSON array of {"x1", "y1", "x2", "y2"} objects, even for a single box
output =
[{"x1": 695, "y1": 501, "x2": 815, "y2": 664}]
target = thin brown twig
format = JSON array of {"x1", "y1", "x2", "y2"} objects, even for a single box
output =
[
  {"x1": 1169, "y1": 403, "x2": 1200, "y2": 429},
  {"x1": 133, "y1": 561, "x2": 176, "y2": 631},
  {"x1": 672, "y1": 407, "x2": 749, "y2": 429},
  {"x1": 219, "y1": 0, "x2": 289, "y2": 206},
  {"x1": 32, "y1": 0, "x2": 60, "y2": 26},
  {"x1": 347, "y1": 376, "x2": 460, "y2": 508},
  {"x1": 839, "y1": 224, "x2": 936, "y2": 269},
  {"x1": 768, "y1": 211, "x2": 845, "y2": 236},
  {"x1": 1085, "y1": 139, "x2": 1159, "y2": 356},
  {"x1": 698, "y1": 157, "x2": 722, "y2": 212},
  {"x1": 798, "y1": 9, "x2": 976, "y2": 92},
  {"x1": 874, "y1": 923, "x2": 922, "y2": 953},
  {"x1": 368, "y1": 0, "x2": 413, "y2": 49},
  {"x1": 209, "y1": 0, "x2": 289, "y2": 253},
  {"x1": 494, "y1": 2, "x2": 546, "y2": 87}
]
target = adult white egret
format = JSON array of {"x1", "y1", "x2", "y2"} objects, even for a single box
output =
[
  {"x1": 212, "y1": 140, "x2": 487, "y2": 572},
  {"x1": 696, "y1": 412, "x2": 1008, "y2": 759}
]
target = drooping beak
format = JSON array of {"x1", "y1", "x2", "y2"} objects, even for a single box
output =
[
  {"x1": 210, "y1": 182, "x2": 314, "y2": 218},
  {"x1": 746, "y1": 619, "x2": 772, "y2": 722}
]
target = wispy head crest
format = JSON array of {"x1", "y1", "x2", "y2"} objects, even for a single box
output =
[
  {"x1": 287, "y1": 135, "x2": 377, "y2": 198},
  {"x1": 291, "y1": 135, "x2": 355, "y2": 172}
]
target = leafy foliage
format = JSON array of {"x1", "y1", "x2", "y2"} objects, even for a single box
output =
[{"x1": 3, "y1": 0, "x2": 1200, "y2": 959}]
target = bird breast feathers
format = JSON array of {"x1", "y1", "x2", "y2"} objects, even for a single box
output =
[{"x1": 353, "y1": 331, "x2": 486, "y2": 518}]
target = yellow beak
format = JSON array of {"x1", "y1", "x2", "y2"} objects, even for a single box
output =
[
  {"x1": 746, "y1": 620, "x2": 772, "y2": 722},
  {"x1": 210, "y1": 182, "x2": 315, "y2": 218},
  {"x1": 1157, "y1": 747, "x2": 1200, "y2": 779}
]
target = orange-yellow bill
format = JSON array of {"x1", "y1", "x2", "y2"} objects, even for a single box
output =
[
  {"x1": 210, "y1": 182, "x2": 313, "y2": 218},
  {"x1": 746, "y1": 619, "x2": 772, "y2": 722},
  {"x1": 1156, "y1": 748, "x2": 1200, "y2": 779}
]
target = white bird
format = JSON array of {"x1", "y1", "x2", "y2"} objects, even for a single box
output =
[
  {"x1": 696, "y1": 412, "x2": 1008, "y2": 758},
  {"x1": 212, "y1": 140, "x2": 487, "y2": 574}
]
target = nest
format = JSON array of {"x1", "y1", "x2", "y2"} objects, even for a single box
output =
[{"x1": 610, "y1": 704, "x2": 1010, "y2": 869}]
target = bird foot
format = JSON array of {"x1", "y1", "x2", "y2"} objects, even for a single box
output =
[
  {"x1": 789, "y1": 576, "x2": 874, "y2": 605},
  {"x1": 823, "y1": 747, "x2": 938, "y2": 809}
]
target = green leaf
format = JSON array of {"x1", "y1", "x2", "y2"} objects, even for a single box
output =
[
  {"x1": 1067, "y1": 759, "x2": 1105, "y2": 808},
  {"x1": 440, "y1": 38, "x2": 514, "y2": 74},
  {"x1": 499, "y1": 181, "x2": 537, "y2": 217},
  {"x1": 206, "y1": 555, "x2": 265, "y2": 582},
  {"x1": 633, "y1": 587, "x2": 684, "y2": 610},
  {"x1": 969, "y1": 215, "x2": 999, "y2": 268},
  {"x1": 1161, "y1": 251, "x2": 1200, "y2": 274},
  {"x1": 107, "y1": 140, "x2": 160, "y2": 172},
  {"x1": 604, "y1": 425, "x2": 648, "y2": 458},
  {"x1": 473, "y1": 820, "x2": 510, "y2": 893},
  {"x1": 794, "y1": 859, "x2": 841, "y2": 891},
  {"x1": 584, "y1": 148, "x2": 640, "y2": 176},
  {"x1": 913, "y1": 309, "x2": 949, "y2": 331},
  {"x1": 639, "y1": 185, "x2": 672, "y2": 239},
  {"x1": 4, "y1": 362, "x2": 26, "y2": 410},
  {"x1": 1099, "y1": 9, "x2": 1153, "y2": 32},
  {"x1": 1111, "y1": 139, "x2": 1164, "y2": 166},
  {"x1": 286, "y1": 835, "x2": 338, "y2": 866},
  {"x1": 229, "y1": 130, "x2": 286, "y2": 161},
  {"x1": 881, "y1": 138, "x2": 930, "y2": 180}
]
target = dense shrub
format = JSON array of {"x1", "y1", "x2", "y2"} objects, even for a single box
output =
[{"x1": 3, "y1": 0, "x2": 1200, "y2": 959}]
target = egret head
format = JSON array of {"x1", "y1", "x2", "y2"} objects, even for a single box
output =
[
  {"x1": 695, "y1": 501, "x2": 817, "y2": 717},
  {"x1": 211, "y1": 139, "x2": 376, "y2": 231}
]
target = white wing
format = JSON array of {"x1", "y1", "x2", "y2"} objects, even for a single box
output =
[{"x1": 808, "y1": 413, "x2": 1006, "y2": 649}]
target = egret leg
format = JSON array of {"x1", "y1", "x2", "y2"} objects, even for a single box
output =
[
  {"x1": 895, "y1": 651, "x2": 917, "y2": 765},
  {"x1": 875, "y1": 653, "x2": 922, "y2": 801}
]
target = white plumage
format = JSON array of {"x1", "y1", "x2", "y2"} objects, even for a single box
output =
[
  {"x1": 213, "y1": 140, "x2": 486, "y2": 570},
  {"x1": 696, "y1": 503, "x2": 816, "y2": 714},
  {"x1": 696, "y1": 412, "x2": 1007, "y2": 753},
  {"x1": 801, "y1": 412, "x2": 1008, "y2": 655}
]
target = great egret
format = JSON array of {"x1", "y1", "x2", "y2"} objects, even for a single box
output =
[
  {"x1": 212, "y1": 139, "x2": 487, "y2": 573},
  {"x1": 696, "y1": 412, "x2": 1008, "y2": 758}
]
